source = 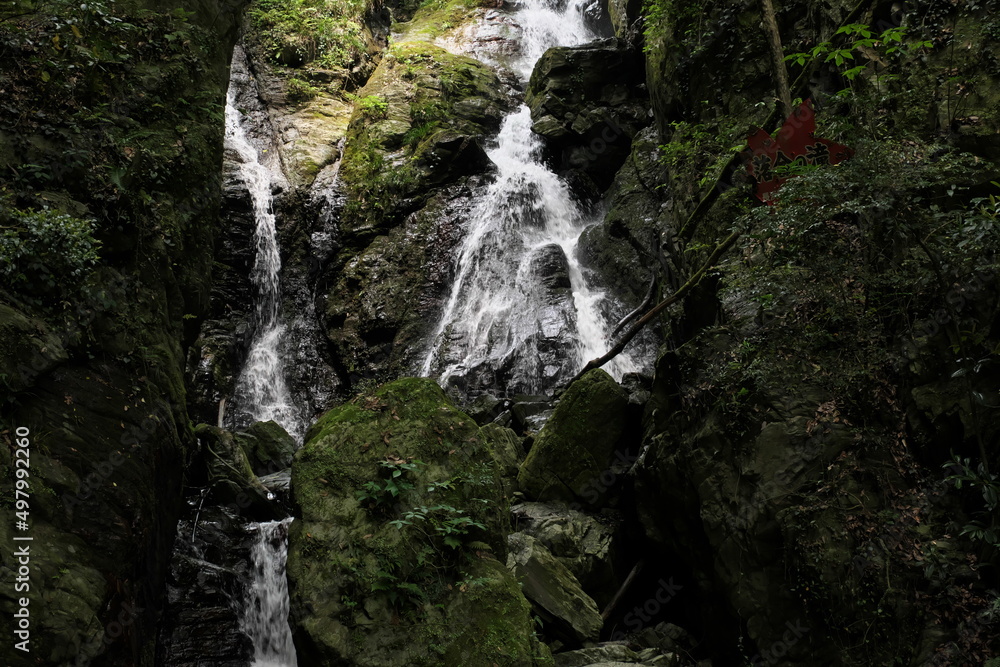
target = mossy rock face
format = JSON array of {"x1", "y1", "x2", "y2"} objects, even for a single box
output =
[
  {"x1": 0, "y1": 0, "x2": 241, "y2": 662},
  {"x1": 316, "y1": 38, "x2": 514, "y2": 388},
  {"x1": 393, "y1": 0, "x2": 485, "y2": 43},
  {"x1": 338, "y1": 40, "x2": 513, "y2": 244},
  {"x1": 288, "y1": 377, "x2": 548, "y2": 666},
  {"x1": 577, "y1": 126, "x2": 666, "y2": 315},
  {"x1": 517, "y1": 369, "x2": 629, "y2": 508},
  {"x1": 235, "y1": 419, "x2": 297, "y2": 475},
  {"x1": 0, "y1": 304, "x2": 69, "y2": 392}
]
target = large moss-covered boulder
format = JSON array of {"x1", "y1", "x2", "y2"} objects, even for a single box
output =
[
  {"x1": 517, "y1": 369, "x2": 629, "y2": 507},
  {"x1": 288, "y1": 377, "x2": 551, "y2": 666}
]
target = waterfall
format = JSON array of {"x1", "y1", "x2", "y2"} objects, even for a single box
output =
[
  {"x1": 242, "y1": 519, "x2": 297, "y2": 667},
  {"x1": 224, "y1": 83, "x2": 300, "y2": 667},
  {"x1": 224, "y1": 92, "x2": 302, "y2": 440},
  {"x1": 421, "y1": 0, "x2": 640, "y2": 394}
]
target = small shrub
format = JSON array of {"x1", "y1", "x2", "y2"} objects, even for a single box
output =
[
  {"x1": 248, "y1": 0, "x2": 367, "y2": 69},
  {"x1": 287, "y1": 77, "x2": 320, "y2": 103},
  {"x1": 0, "y1": 205, "x2": 101, "y2": 298},
  {"x1": 349, "y1": 93, "x2": 388, "y2": 119}
]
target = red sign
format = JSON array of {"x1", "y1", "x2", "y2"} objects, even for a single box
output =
[{"x1": 744, "y1": 99, "x2": 854, "y2": 203}]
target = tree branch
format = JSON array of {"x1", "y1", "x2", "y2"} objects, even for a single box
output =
[{"x1": 567, "y1": 228, "x2": 743, "y2": 386}]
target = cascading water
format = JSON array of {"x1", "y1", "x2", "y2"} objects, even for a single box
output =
[
  {"x1": 421, "y1": 0, "x2": 641, "y2": 394},
  {"x1": 224, "y1": 93, "x2": 301, "y2": 440},
  {"x1": 223, "y1": 85, "x2": 298, "y2": 667},
  {"x1": 242, "y1": 519, "x2": 297, "y2": 667}
]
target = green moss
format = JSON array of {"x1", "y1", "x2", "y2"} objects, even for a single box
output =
[
  {"x1": 0, "y1": 0, "x2": 236, "y2": 661},
  {"x1": 395, "y1": 0, "x2": 484, "y2": 42},
  {"x1": 338, "y1": 41, "x2": 509, "y2": 241},
  {"x1": 441, "y1": 559, "x2": 540, "y2": 666},
  {"x1": 247, "y1": 0, "x2": 369, "y2": 69},
  {"x1": 289, "y1": 378, "x2": 541, "y2": 666},
  {"x1": 517, "y1": 369, "x2": 629, "y2": 507}
]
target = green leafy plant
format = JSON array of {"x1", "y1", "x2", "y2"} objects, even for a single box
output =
[
  {"x1": 355, "y1": 457, "x2": 424, "y2": 507},
  {"x1": 0, "y1": 205, "x2": 101, "y2": 298},
  {"x1": 390, "y1": 503, "x2": 487, "y2": 550},
  {"x1": 248, "y1": 0, "x2": 366, "y2": 69},
  {"x1": 371, "y1": 568, "x2": 428, "y2": 608},
  {"x1": 784, "y1": 25, "x2": 931, "y2": 71},
  {"x1": 287, "y1": 77, "x2": 321, "y2": 103},
  {"x1": 943, "y1": 454, "x2": 1000, "y2": 548},
  {"x1": 349, "y1": 93, "x2": 389, "y2": 118}
]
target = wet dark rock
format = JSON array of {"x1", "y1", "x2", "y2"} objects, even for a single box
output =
[
  {"x1": 157, "y1": 507, "x2": 254, "y2": 667},
  {"x1": 506, "y1": 532, "x2": 604, "y2": 645},
  {"x1": 575, "y1": 127, "x2": 664, "y2": 364},
  {"x1": 526, "y1": 38, "x2": 650, "y2": 191},
  {"x1": 512, "y1": 502, "x2": 620, "y2": 606},
  {"x1": 320, "y1": 181, "x2": 475, "y2": 388},
  {"x1": 533, "y1": 243, "x2": 573, "y2": 291},
  {"x1": 415, "y1": 131, "x2": 491, "y2": 185},
  {"x1": 633, "y1": 622, "x2": 695, "y2": 657},
  {"x1": 511, "y1": 394, "x2": 555, "y2": 433},
  {"x1": 620, "y1": 372, "x2": 653, "y2": 409},
  {"x1": 466, "y1": 392, "x2": 510, "y2": 425},
  {"x1": 258, "y1": 469, "x2": 291, "y2": 493},
  {"x1": 553, "y1": 644, "x2": 651, "y2": 666}
]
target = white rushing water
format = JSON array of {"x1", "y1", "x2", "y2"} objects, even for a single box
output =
[
  {"x1": 224, "y1": 90, "x2": 300, "y2": 667},
  {"x1": 421, "y1": 0, "x2": 640, "y2": 393},
  {"x1": 224, "y1": 93, "x2": 301, "y2": 439},
  {"x1": 242, "y1": 519, "x2": 296, "y2": 667}
]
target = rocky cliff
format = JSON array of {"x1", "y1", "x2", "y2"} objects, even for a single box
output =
[{"x1": 0, "y1": 0, "x2": 244, "y2": 664}]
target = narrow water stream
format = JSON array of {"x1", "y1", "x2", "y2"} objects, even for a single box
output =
[
  {"x1": 223, "y1": 91, "x2": 299, "y2": 667},
  {"x1": 242, "y1": 519, "x2": 297, "y2": 667},
  {"x1": 420, "y1": 0, "x2": 641, "y2": 394},
  {"x1": 224, "y1": 93, "x2": 302, "y2": 441}
]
